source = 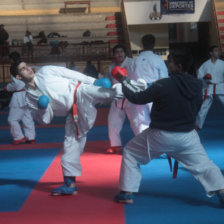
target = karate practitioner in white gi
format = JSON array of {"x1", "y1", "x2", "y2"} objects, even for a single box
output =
[
  {"x1": 10, "y1": 60, "x2": 123, "y2": 196},
  {"x1": 5, "y1": 76, "x2": 35, "y2": 144},
  {"x1": 131, "y1": 34, "x2": 168, "y2": 132},
  {"x1": 4, "y1": 52, "x2": 35, "y2": 144},
  {"x1": 106, "y1": 44, "x2": 144, "y2": 154},
  {"x1": 112, "y1": 50, "x2": 224, "y2": 208},
  {"x1": 196, "y1": 45, "x2": 224, "y2": 129}
]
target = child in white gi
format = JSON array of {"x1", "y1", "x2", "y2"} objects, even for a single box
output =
[
  {"x1": 5, "y1": 51, "x2": 35, "y2": 144},
  {"x1": 5, "y1": 76, "x2": 35, "y2": 144},
  {"x1": 10, "y1": 61, "x2": 123, "y2": 196},
  {"x1": 196, "y1": 45, "x2": 224, "y2": 129},
  {"x1": 112, "y1": 51, "x2": 224, "y2": 208}
]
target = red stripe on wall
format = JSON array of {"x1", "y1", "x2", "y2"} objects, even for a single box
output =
[{"x1": 217, "y1": 11, "x2": 224, "y2": 16}]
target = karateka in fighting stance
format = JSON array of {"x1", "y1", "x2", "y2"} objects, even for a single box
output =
[
  {"x1": 10, "y1": 60, "x2": 123, "y2": 196},
  {"x1": 106, "y1": 44, "x2": 145, "y2": 154},
  {"x1": 111, "y1": 50, "x2": 224, "y2": 208},
  {"x1": 106, "y1": 35, "x2": 168, "y2": 154}
]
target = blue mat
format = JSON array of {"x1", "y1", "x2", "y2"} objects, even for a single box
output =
[
  {"x1": 0, "y1": 113, "x2": 66, "y2": 127},
  {"x1": 0, "y1": 148, "x2": 60, "y2": 212},
  {"x1": 125, "y1": 149, "x2": 224, "y2": 224},
  {"x1": 0, "y1": 121, "x2": 134, "y2": 146}
]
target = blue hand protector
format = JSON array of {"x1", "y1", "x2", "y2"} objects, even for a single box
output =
[
  {"x1": 94, "y1": 78, "x2": 112, "y2": 89},
  {"x1": 38, "y1": 95, "x2": 50, "y2": 109}
]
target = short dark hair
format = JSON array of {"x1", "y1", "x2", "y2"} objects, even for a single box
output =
[
  {"x1": 141, "y1": 34, "x2": 155, "y2": 50},
  {"x1": 10, "y1": 60, "x2": 22, "y2": 77},
  {"x1": 112, "y1": 44, "x2": 126, "y2": 55},
  {"x1": 168, "y1": 49, "x2": 193, "y2": 73},
  {"x1": 9, "y1": 51, "x2": 21, "y2": 63},
  {"x1": 209, "y1": 45, "x2": 218, "y2": 53}
]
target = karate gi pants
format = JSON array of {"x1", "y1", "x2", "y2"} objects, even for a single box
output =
[
  {"x1": 119, "y1": 128, "x2": 224, "y2": 195},
  {"x1": 196, "y1": 94, "x2": 224, "y2": 129},
  {"x1": 61, "y1": 84, "x2": 120, "y2": 176},
  {"x1": 8, "y1": 106, "x2": 35, "y2": 141},
  {"x1": 108, "y1": 101, "x2": 151, "y2": 147}
]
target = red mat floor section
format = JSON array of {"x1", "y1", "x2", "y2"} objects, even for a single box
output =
[{"x1": 0, "y1": 141, "x2": 125, "y2": 224}]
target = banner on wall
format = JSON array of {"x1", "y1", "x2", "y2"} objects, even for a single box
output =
[
  {"x1": 161, "y1": 0, "x2": 195, "y2": 14},
  {"x1": 148, "y1": 0, "x2": 194, "y2": 21},
  {"x1": 149, "y1": 1, "x2": 162, "y2": 20}
]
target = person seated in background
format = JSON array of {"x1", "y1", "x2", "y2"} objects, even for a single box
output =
[
  {"x1": 69, "y1": 61, "x2": 77, "y2": 71},
  {"x1": 34, "y1": 31, "x2": 47, "y2": 45},
  {"x1": 83, "y1": 60, "x2": 99, "y2": 79},
  {"x1": 22, "y1": 30, "x2": 33, "y2": 57},
  {"x1": 0, "y1": 24, "x2": 9, "y2": 57}
]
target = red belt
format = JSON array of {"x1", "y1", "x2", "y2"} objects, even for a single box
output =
[
  {"x1": 115, "y1": 98, "x2": 126, "y2": 110},
  {"x1": 203, "y1": 84, "x2": 216, "y2": 101},
  {"x1": 167, "y1": 156, "x2": 178, "y2": 179},
  {"x1": 71, "y1": 82, "x2": 81, "y2": 136},
  {"x1": 213, "y1": 84, "x2": 216, "y2": 100}
]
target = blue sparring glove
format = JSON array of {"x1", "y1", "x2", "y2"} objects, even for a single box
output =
[
  {"x1": 38, "y1": 95, "x2": 50, "y2": 109},
  {"x1": 94, "y1": 77, "x2": 112, "y2": 88}
]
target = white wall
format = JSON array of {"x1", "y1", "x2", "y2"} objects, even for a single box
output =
[
  {"x1": 124, "y1": 0, "x2": 212, "y2": 25},
  {"x1": 129, "y1": 24, "x2": 169, "y2": 50}
]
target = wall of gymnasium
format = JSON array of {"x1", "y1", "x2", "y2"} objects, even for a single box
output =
[
  {"x1": 124, "y1": 0, "x2": 216, "y2": 55},
  {"x1": 211, "y1": 0, "x2": 224, "y2": 47}
]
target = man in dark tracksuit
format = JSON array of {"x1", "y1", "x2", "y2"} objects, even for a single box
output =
[{"x1": 112, "y1": 51, "x2": 224, "y2": 208}]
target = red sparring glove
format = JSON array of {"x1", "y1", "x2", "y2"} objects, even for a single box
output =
[
  {"x1": 203, "y1": 73, "x2": 212, "y2": 80},
  {"x1": 112, "y1": 66, "x2": 128, "y2": 82}
]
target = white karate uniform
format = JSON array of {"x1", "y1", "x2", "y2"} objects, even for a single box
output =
[
  {"x1": 119, "y1": 128, "x2": 224, "y2": 196},
  {"x1": 131, "y1": 51, "x2": 168, "y2": 130},
  {"x1": 25, "y1": 65, "x2": 123, "y2": 177},
  {"x1": 6, "y1": 76, "x2": 35, "y2": 141},
  {"x1": 107, "y1": 57, "x2": 144, "y2": 147},
  {"x1": 196, "y1": 59, "x2": 224, "y2": 128},
  {"x1": 23, "y1": 35, "x2": 33, "y2": 44}
]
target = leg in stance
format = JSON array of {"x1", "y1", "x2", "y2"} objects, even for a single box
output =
[
  {"x1": 8, "y1": 106, "x2": 26, "y2": 144},
  {"x1": 167, "y1": 130, "x2": 224, "y2": 207},
  {"x1": 115, "y1": 128, "x2": 161, "y2": 203},
  {"x1": 21, "y1": 107, "x2": 36, "y2": 143},
  {"x1": 51, "y1": 114, "x2": 86, "y2": 196},
  {"x1": 107, "y1": 100, "x2": 126, "y2": 154},
  {"x1": 195, "y1": 96, "x2": 213, "y2": 129}
]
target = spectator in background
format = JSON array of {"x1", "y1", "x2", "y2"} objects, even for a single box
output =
[
  {"x1": 23, "y1": 30, "x2": 33, "y2": 57},
  {"x1": 0, "y1": 24, "x2": 9, "y2": 57},
  {"x1": 69, "y1": 61, "x2": 77, "y2": 71},
  {"x1": 34, "y1": 31, "x2": 47, "y2": 45},
  {"x1": 83, "y1": 61, "x2": 98, "y2": 79},
  {"x1": 0, "y1": 24, "x2": 9, "y2": 46}
]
